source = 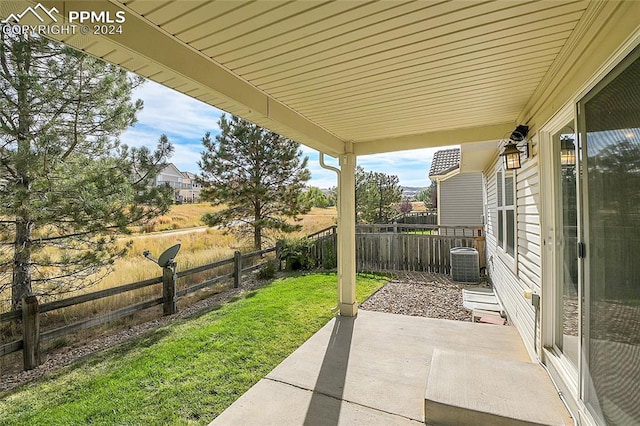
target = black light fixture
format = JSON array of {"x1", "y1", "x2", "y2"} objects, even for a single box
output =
[
  {"x1": 501, "y1": 140, "x2": 524, "y2": 170},
  {"x1": 500, "y1": 125, "x2": 530, "y2": 170},
  {"x1": 510, "y1": 125, "x2": 529, "y2": 142},
  {"x1": 560, "y1": 136, "x2": 576, "y2": 166}
]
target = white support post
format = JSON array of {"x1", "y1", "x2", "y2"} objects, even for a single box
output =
[{"x1": 338, "y1": 151, "x2": 357, "y2": 316}]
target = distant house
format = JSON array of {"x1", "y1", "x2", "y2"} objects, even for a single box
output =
[
  {"x1": 180, "y1": 171, "x2": 202, "y2": 203},
  {"x1": 152, "y1": 164, "x2": 201, "y2": 203},
  {"x1": 428, "y1": 148, "x2": 483, "y2": 231}
]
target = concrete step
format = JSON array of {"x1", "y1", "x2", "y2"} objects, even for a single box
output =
[
  {"x1": 462, "y1": 288, "x2": 502, "y2": 313},
  {"x1": 424, "y1": 349, "x2": 573, "y2": 426}
]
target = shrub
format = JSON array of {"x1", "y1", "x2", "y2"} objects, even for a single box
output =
[
  {"x1": 320, "y1": 238, "x2": 337, "y2": 269},
  {"x1": 257, "y1": 261, "x2": 277, "y2": 280},
  {"x1": 279, "y1": 238, "x2": 316, "y2": 270}
]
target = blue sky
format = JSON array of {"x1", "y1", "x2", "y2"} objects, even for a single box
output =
[{"x1": 120, "y1": 80, "x2": 450, "y2": 189}]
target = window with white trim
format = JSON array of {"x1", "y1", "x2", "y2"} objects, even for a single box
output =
[{"x1": 496, "y1": 170, "x2": 515, "y2": 257}]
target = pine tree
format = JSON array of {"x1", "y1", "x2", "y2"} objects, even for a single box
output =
[
  {"x1": 355, "y1": 166, "x2": 402, "y2": 223},
  {"x1": 0, "y1": 32, "x2": 173, "y2": 309},
  {"x1": 199, "y1": 115, "x2": 311, "y2": 249},
  {"x1": 300, "y1": 186, "x2": 330, "y2": 209}
]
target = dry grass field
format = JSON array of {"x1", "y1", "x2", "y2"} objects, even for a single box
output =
[
  {"x1": 135, "y1": 203, "x2": 337, "y2": 234},
  {"x1": 0, "y1": 206, "x2": 337, "y2": 315},
  {"x1": 135, "y1": 203, "x2": 219, "y2": 233},
  {"x1": 0, "y1": 205, "x2": 337, "y2": 372}
]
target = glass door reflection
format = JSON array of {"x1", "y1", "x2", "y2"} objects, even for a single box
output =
[{"x1": 554, "y1": 124, "x2": 579, "y2": 369}]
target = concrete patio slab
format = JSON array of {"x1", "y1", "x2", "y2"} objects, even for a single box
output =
[
  {"x1": 425, "y1": 349, "x2": 573, "y2": 426},
  {"x1": 211, "y1": 377, "x2": 422, "y2": 426},
  {"x1": 210, "y1": 310, "x2": 566, "y2": 425}
]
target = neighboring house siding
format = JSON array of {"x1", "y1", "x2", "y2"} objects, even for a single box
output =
[
  {"x1": 179, "y1": 172, "x2": 202, "y2": 202},
  {"x1": 439, "y1": 173, "x2": 483, "y2": 226},
  {"x1": 484, "y1": 153, "x2": 541, "y2": 358},
  {"x1": 155, "y1": 164, "x2": 183, "y2": 187}
]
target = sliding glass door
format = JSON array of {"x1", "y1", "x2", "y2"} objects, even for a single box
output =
[
  {"x1": 553, "y1": 123, "x2": 579, "y2": 371},
  {"x1": 579, "y1": 47, "x2": 640, "y2": 425}
]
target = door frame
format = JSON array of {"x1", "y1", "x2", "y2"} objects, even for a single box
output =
[
  {"x1": 576, "y1": 43, "x2": 640, "y2": 426},
  {"x1": 540, "y1": 104, "x2": 581, "y2": 415},
  {"x1": 540, "y1": 34, "x2": 640, "y2": 426}
]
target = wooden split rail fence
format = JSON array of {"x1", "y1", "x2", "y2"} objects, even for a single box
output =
[
  {"x1": 1, "y1": 246, "x2": 277, "y2": 371},
  {"x1": 2, "y1": 223, "x2": 485, "y2": 371}
]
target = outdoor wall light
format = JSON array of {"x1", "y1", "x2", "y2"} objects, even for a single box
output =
[
  {"x1": 500, "y1": 140, "x2": 528, "y2": 170},
  {"x1": 560, "y1": 136, "x2": 576, "y2": 166},
  {"x1": 500, "y1": 125, "x2": 530, "y2": 170}
]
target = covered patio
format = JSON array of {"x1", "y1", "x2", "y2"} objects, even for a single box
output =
[
  {"x1": 4, "y1": 1, "x2": 640, "y2": 424},
  {"x1": 11, "y1": 0, "x2": 635, "y2": 320},
  {"x1": 211, "y1": 309, "x2": 571, "y2": 425}
]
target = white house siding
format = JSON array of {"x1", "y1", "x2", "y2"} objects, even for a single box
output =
[
  {"x1": 439, "y1": 173, "x2": 483, "y2": 227},
  {"x1": 484, "y1": 152, "x2": 541, "y2": 359}
]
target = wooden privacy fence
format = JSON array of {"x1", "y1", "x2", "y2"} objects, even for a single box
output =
[
  {"x1": 392, "y1": 210, "x2": 438, "y2": 225},
  {"x1": 2, "y1": 224, "x2": 485, "y2": 371},
  {"x1": 309, "y1": 224, "x2": 485, "y2": 274},
  {"x1": 355, "y1": 232, "x2": 483, "y2": 273},
  {"x1": 0, "y1": 246, "x2": 277, "y2": 371},
  {"x1": 307, "y1": 226, "x2": 338, "y2": 269}
]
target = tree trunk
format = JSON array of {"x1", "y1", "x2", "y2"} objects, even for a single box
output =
[
  {"x1": 254, "y1": 201, "x2": 262, "y2": 250},
  {"x1": 254, "y1": 227, "x2": 261, "y2": 250},
  {"x1": 12, "y1": 220, "x2": 33, "y2": 310},
  {"x1": 12, "y1": 40, "x2": 34, "y2": 311}
]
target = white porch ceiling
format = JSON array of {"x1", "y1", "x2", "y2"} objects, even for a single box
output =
[{"x1": 2, "y1": 1, "x2": 602, "y2": 156}]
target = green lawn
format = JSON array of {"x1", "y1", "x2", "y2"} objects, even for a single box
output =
[{"x1": 0, "y1": 273, "x2": 386, "y2": 425}]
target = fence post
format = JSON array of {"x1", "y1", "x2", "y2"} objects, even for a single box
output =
[
  {"x1": 234, "y1": 251, "x2": 242, "y2": 288},
  {"x1": 162, "y1": 262, "x2": 177, "y2": 316},
  {"x1": 22, "y1": 295, "x2": 40, "y2": 370},
  {"x1": 275, "y1": 241, "x2": 283, "y2": 271}
]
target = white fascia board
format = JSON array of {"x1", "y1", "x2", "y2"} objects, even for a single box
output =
[
  {"x1": 353, "y1": 123, "x2": 514, "y2": 156},
  {"x1": 435, "y1": 168, "x2": 461, "y2": 183}
]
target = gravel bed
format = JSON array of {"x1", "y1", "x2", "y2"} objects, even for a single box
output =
[{"x1": 360, "y1": 271, "x2": 486, "y2": 322}]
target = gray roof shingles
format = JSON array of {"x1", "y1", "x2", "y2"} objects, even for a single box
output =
[{"x1": 428, "y1": 148, "x2": 460, "y2": 177}]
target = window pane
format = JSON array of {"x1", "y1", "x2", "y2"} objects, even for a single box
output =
[
  {"x1": 498, "y1": 212, "x2": 504, "y2": 248},
  {"x1": 491, "y1": 207, "x2": 498, "y2": 239},
  {"x1": 554, "y1": 123, "x2": 579, "y2": 369},
  {"x1": 497, "y1": 172, "x2": 503, "y2": 207},
  {"x1": 505, "y1": 175, "x2": 514, "y2": 206},
  {"x1": 582, "y1": 49, "x2": 640, "y2": 425},
  {"x1": 506, "y1": 209, "x2": 515, "y2": 256}
]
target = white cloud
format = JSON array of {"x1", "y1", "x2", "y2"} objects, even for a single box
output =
[
  {"x1": 358, "y1": 147, "x2": 458, "y2": 187},
  {"x1": 172, "y1": 144, "x2": 203, "y2": 173},
  {"x1": 120, "y1": 80, "x2": 224, "y2": 173},
  {"x1": 307, "y1": 162, "x2": 339, "y2": 189},
  {"x1": 121, "y1": 81, "x2": 454, "y2": 186},
  {"x1": 358, "y1": 147, "x2": 456, "y2": 168},
  {"x1": 119, "y1": 126, "x2": 159, "y2": 148},
  {"x1": 132, "y1": 80, "x2": 223, "y2": 139},
  {"x1": 300, "y1": 147, "x2": 450, "y2": 188}
]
